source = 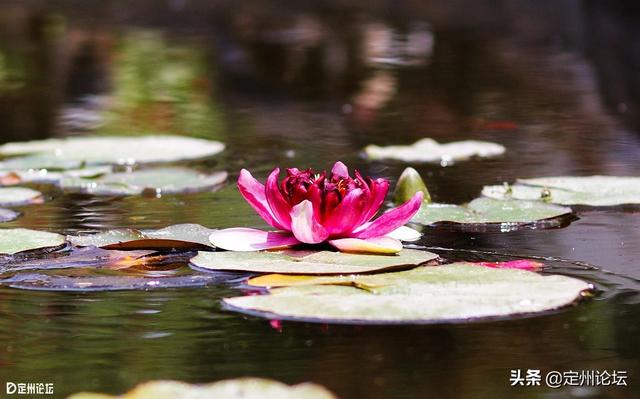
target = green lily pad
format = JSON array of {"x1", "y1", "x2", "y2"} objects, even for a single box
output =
[
  {"x1": 482, "y1": 176, "x2": 640, "y2": 206},
  {"x1": 0, "y1": 154, "x2": 113, "y2": 185},
  {"x1": 66, "y1": 378, "x2": 337, "y2": 399},
  {"x1": 191, "y1": 249, "x2": 438, "y2": 275},
  {"x1": 69, "y1": 224, "x2": 217, "y2": 250},
  {"x1": 0, "y1": 228, "x2": 66, "y2": 255},
  {"x1": 2, "y1": 165, "x2": 113, "y2": 185},
  {"x1": 0, "y1": 155, "x2": 83, "y2": 171},
  {"x1": 0, "y1": 135, "x2": 225, "y2": 166},
  {"x1": 59, "y1": 167, "x2": 227, "y2": 196},
  {"x1": 364, "y1": 138, "x2": 505, "y2": 164},
  {"x1": 224, "y1": 263, "x2": 592, "y2": 324},
  {"x1": 412, "y1": 198, "x2": 572, "y2": 228},
  {"x1": 0, "y1": 187, "x2": 43, "y2": 206}
]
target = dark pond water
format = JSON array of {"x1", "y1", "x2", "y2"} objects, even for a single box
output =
[{"x1": 0, "y1": 1, "x2": 639, "y2": 398}]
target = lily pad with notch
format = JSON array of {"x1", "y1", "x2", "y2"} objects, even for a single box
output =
[
  {"x1": 0, "y1": 135, "x2": 225, "y2": 166},
  {"x1": 69, "y1": 224, "x2": 217, "y2": 250},
  {"x1": 482, "y1": 176, "x2": 640, "y2": 206},
  {"x1": 364, "y1": 138, "x2": 505, "y2": 164},
  {"x1": 59, "y1": 167, "x2": 227, "y2": 196},
  {"x1": 224, "y1": 263, "x2": 592, "y2": 324},
  {"x1": 191, "y1": 249, "x2": 438, "y2": 275}
]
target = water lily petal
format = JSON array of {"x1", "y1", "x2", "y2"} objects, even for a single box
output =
[
  {"x1": 473, "y1": 260, "x2": 544, "y2": 271},
  {"x1": 328, "y1": 236, "x2": 403, "y2": 254},
  {"x1": 386, "y1": 225, "x2": 422, "y2": 241},
  {"x1": 361, "y1": 178, "x2": 389, "y2": 222},
  {"x1": 353, "y1": 191, "x2": 423, "y2": 239},
  {"x1": 265, "y1": 168, "x2": 293, "y2": 230},
  {"x1": 306, "y1": 183, "x2": 323, "y2": 221},
  {"x1": 331, "y1": 161, "x2": 349, "y2": 177},
  {"x1": 290, "y1": 200, "x2": 330, "y2": 244},
  {"x1": 209, "y1": 228, "x2": 300, "y2": 251},
  {"x1": 323, "y1": 188, "x2": 367, "y2": 235},
  {"x1": 237, "y1": 169, "x2": 287, "y2": 230}
]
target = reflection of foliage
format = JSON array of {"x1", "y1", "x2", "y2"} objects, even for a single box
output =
[
  {"x1": 0, "y1": 49, "x2": 28, "y2": 91},
  {"x1": 100, "y1": 31, "x2": 224, "y2": 140}
]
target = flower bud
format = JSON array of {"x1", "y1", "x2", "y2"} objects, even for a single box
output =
[{"x1": 393, "y1": 167, "x2": 431, "y2": 204}]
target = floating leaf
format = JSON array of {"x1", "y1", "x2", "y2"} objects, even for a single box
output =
[
  {"x1": 60, "y1": 168, "x2": 227, "y2": 196},
  {"x1": 0, "y1": 155, "x2": 83, "y2": 171},
  {"x1": 1, "y1": 247, "x2": 166, "y2": 272},
  {"x1": 247, "y1": 260, "x2": 544, "y2": 286},
  {"x1": 0, "y1": 271, "x2": 223, "y2": 292},
  {"x1": 0, "y1": 187, "x2": 43, "y2": 206},
  {"x1": 191, "y1": 249, "x2": 438, "y2": 275},
  {"x1": 143, "y1": 224, "x2": 217, "y2": 247},
  {"x1": 69, "y1": 229, "x2": 146, "y2": 248},
  {"x1": 412, "y1": 198, "x2": 572, "y2": 228},
  {"x1": 472, "y1": 260, "x2": 544, "y2": 271},
  {"x1": 0, "y1": 228, "x2": 66, "y2": 255},
  {"x1": 0, "y1": 208, "x2": 19, "y2": 223},
  {"x1": 364, "y1": 138, "x2": 505, "y2": 163},
  {"x1": 1, "y1": 165, "x2": 113, "y2": 185},
  {"x1": 482, "y1": 176, "x2": 640, "y2": 206},
  {"x1": 66, "y1": 378, "x2": 337, "y2": 399},
  {"x1": 226, "y1": 263, "x2": 592, "y2": 324},
  {"x1": 0, "y1": 135, "x2": 225, "y2": 165},
  {"x1": 69, "y1": 224, "x2": 217, "y2": 250},
  {"x1": 0, "y1": 247, "x2": 221, "y2": 291}
]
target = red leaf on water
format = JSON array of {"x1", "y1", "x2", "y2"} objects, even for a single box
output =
[{"x1": 473, "y1": 259, "x2": 544, "y2": 271}]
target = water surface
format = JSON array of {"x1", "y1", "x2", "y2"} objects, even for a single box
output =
[{"x1": 0, "y1": 2, "x2": 639, "y2": 398}]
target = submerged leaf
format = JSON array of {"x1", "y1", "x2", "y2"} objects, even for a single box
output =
[
  {"x1": 69, "y1": 224, "x2": 217, "y2": 250},
  {"x1": 66, "y1": 378, "x2": 338, "y2": 399},
  {"x1": 0, "y1": 187, "x2": 43, "y2": 206},
  {"x1": 482, "y1": 176, "x2": 640, "y2": 206},
  {"x1": 228, "y1": 263, "x2": 592, "y2": 324},
  {"x1": 60, "y1": 168, "x2": 227, "y2": 196},
  {"x1": 364, "y1": 138, "x2": 505, "y2": 163},
  {"x1": 0, "y1": 135, "x2": 225, "y2": 165},
  {"x1": 191, "y1": 249, "x2": 438, "y2": 275},
  {"x1": 0, "y1": 228, "x2": 66, "y2": 255},
  {"x1": 412, "y1": 198, "x2": 572, "y2": 228}
]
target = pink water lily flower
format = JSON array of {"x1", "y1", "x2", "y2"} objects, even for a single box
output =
[{"x1": 209, "y1": 161, "x2": 423, "y2": 254}]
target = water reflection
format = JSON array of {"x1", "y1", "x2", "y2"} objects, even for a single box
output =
[{"x1": 0, "y1": 1, "x2": 639, "y2": 399}]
